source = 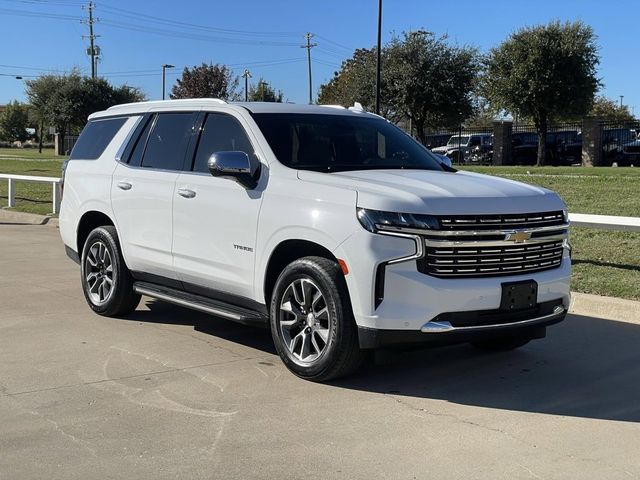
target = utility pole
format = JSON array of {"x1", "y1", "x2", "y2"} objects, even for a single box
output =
[
  {"x1": 242, "y1": 69, "x2": 252, "y2": 102},
  {"x1": 301, "y1": 33, "x2": 317, "y2": 104},
  {"x1": 81, "y1": 2, "x2": 100, "y2": 79},
  {"x1": 375, "y1": 0, "x2": 382, "y2": 115}
]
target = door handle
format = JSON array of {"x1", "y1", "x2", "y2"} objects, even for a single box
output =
[
  {"x1": 178, "y1": 188, "x2": 196, "y2": 199},
  {"x1": 117, "y1": 181, "x2": 132, "y2": 191}
]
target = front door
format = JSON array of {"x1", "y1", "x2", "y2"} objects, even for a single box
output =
[{"x1": 172, "y1": 111, "x2": 264, "y2": 299}]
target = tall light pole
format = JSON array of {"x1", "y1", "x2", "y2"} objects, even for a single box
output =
[
  {"x1": 375, "y1": 0, "x2": 382, "y2": 115},
  {"x1": 242, "y1": 69, "x2": 252, "y2": 101},
  {"x1": 620, "y1": 95, "x2": 624, "y2": 108},
  {"x1": 162, "y1": 64, "x2": 174, "y2": 100}
]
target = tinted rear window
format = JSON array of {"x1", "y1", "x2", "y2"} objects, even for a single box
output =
[
  {"x1": 70, "y1": 117, "x2": 128, "y2": 160},
  {"x1": 140, "y1": 112, "x2": 196, "y2": 171}
]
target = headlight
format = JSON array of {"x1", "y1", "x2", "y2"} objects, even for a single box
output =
[{"x1": 357, "y1": 208, "x2": 439, "y2": 233}]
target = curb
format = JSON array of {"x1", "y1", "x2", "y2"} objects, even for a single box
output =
[
  {"x1": 0, "y1": 209, "x2": 58, "y2": 227},
  {"x1": 570, "y1": 292, "x2": 639, "y2": 324}
]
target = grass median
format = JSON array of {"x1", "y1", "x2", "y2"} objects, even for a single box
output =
[{"x1": 1, "y1": 151, "x2": 638, "y2": 300}]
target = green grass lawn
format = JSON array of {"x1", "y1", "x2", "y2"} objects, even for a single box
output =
[
  {"x1": 1, "y1": 153, "x2": 638, "y2": 300},
  {"x1": 461, "y1": 165, "x2": 640, "y2": 300},
  {"x1": 0, "y1": 149, "x2": 65, "y2": 215}
]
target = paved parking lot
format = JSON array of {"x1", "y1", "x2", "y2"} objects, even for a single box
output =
[{"x1": 1, "y1": 224, "x2": 640, "y2": 479}]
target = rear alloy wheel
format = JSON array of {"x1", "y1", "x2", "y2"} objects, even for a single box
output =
[
  {"x1": 270, "y1": 256, "x2": 365, "y2": 382},
  {"x1": 80, "y1": 226, "x2": 140, "y2": 317}
]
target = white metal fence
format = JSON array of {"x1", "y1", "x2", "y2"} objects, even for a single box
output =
[{"x1": 0, "y1": 174, "x2": 62, "y2": 215}]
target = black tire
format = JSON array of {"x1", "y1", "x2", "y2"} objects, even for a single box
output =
[
  {"x1": 80, "y1": 225, "x2": 140, "y2": 317},
  {"x1": 471, "y1": 335, "x2": 532, "y2": 352},
  {"x1": 269, "y1": 256, "x2": 365, "y2": 382}
]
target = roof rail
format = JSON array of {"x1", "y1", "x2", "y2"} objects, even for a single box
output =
[
  {"x1": 107, "y1": 98, "x2": 227, "y2": 111},
  {"x1": 319, "y1": 104, "x2": 346, "y2": 110}
]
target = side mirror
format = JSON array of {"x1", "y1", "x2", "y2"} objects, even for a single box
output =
[{"x1": 208, "y1": 151, "x2": 259, "y2": 189}]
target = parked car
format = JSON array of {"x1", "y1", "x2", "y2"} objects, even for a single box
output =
[
  {"x1": 423, "y1": 133, "x2": 451, "y2": 150},
  {"x1": 619, "y1": 134, "x2": 640, "y2": 166},
  {"x1": 512, "y1": 131, "x2": 579, "y2": 166},
  {"x1": 60, "y1": 99, "x2": 571, "y2": 381},
  {"x1": 602, "y1": 128, "x2": 636, "y2": 165},
  {"x1": 432, "y1": 134, "x2": 492, "y2": 163}
]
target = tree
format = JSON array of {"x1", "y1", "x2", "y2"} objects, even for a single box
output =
[
  {"x1": 482, "y1": 21, "x2": 600, "y2": 166},
  {"x1": 317, "y1": 33, "x2": 480, "y2": 142},
  {"x1": 385, "y1": 31, "x2": 480, "y2": 142},
  {"x1": 26, "y1": 72, "x2": 145, "y2": 152},
  {"x1": 248, "y1": 78, "x2": 283, "y2": 102},
  {"x1": 590, "y1": 96, "x2": 635, "y2": 123},
  {"x1": 317, "y1": 48, "x2": 379, "y2": 111},
  {"x1": 170, "y1": 63, "x2": 239, "y2": 100},
  {"x1": 0, "y1": 101, "x2": 31, "y2": 143}
]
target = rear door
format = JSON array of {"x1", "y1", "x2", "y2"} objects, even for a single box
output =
[
  {"x1": 172, "y1": 110, "x2": 264, "y2": 299},
  {"x1": 111, "y1": 111, "x2": 198, "y2": 279}
]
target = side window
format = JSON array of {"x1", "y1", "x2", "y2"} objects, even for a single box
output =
[
  {"x1": 127, "y1": 115, "x2": 154, "y2": 167},
  {"x1": 192, "y1": 113, "x2": 255, "y2": 173},
  {"x1": 70, "y1": 117, "x2": 128, "y2": 160},
  {"x1": 141, "y1": 112, "x2": 197, "y2": 171}
]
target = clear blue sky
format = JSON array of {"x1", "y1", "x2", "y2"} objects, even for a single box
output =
[{"x1": 0, "y1": 0, "x2": 637, "y2": 115}]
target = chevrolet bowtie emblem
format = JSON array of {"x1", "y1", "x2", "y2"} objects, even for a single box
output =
[{"x1": 505, "y1": 231, "x2": 531, "y2": 243}]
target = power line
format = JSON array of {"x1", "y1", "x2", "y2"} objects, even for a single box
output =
[
  {"x1": 301, "y1": 33, "x2": 317, "y2": 104},
  {"x1": 99, "y1": 18, "x2": 301, "y2": 47},
  {"x1": 98, "y1": 3, "x2": 303, "y2": 38}
]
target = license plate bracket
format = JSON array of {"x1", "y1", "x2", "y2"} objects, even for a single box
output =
[{"x1": 500, "y1": 280, "x2": 538, "y2": 311}]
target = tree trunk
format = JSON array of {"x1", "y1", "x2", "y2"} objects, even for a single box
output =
[
  {"x1": 414, "y1": 118, "x2": 426, "y2": 144},
  {"x1": 38, "y1": 120, "x2": 44, "y2": 154},
  {"x1": 536, "y1": 120, "x2": 547, "y2": 167}
]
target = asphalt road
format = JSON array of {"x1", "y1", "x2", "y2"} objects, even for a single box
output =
[{"x1": 1, "y1": 224, "x2": 640, "y2": 479}]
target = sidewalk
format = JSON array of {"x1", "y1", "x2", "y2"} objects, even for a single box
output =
[{"x1": 0, "y1": 209, "x2": 58, "y2": 226}]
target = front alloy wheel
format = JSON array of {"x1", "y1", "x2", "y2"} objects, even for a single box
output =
[
  {"x1": 270, "y1": 256, "x2": 365, "y2": 382},
  {"x1": 279, "y1": 278, "x2": 333, "y2": 365}
]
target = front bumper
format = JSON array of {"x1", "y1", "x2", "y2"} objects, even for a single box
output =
[
  {"x1": 357, "y1": 300, "x2": 566, "y2": 349},
  {"x1": 335, "y1": 231, "x2": 571, "y2": 336}
]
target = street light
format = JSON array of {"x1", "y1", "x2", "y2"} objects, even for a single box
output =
[
  {"x1": 162, "y1": 64, "x2": 174, "y2": 100},
  {"x1": 375, "y1": 0, "x2": 382, "y2": 115}
]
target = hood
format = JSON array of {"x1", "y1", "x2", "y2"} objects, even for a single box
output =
[
  {"x1": 297, "y1": 169, "x2": 565, "y2": 215},
  {"x1": 431, "y1": 146, "x2": 451, "y2": 154}
]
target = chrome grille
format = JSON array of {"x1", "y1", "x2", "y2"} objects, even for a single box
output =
[
  {"x1": 419, "y1": 240, "x2": 564, "y2": 278},
  {"x1": 438, "y1": 211, "x2": 565, "y2": 231},
  {"x1": 414, "y1": 211, "x2": 569, "y2": 279}
]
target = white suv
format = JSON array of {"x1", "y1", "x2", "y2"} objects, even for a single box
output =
[{"x1": 60, "y1": 99, "x2": 571, "y2": 381}]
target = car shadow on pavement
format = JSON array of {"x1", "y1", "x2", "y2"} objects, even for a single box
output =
[
  {"x1": 120, "y1": 302, "x2": 640, "y2": 423},
  {"x1": 334, "y1": 313, "x2": 640, "y2": 423},
  {"x1": 120, "y1": 298, "x2": 277, "y2": 354}
]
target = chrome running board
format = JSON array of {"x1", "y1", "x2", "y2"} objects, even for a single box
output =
[{"x1": 133, "y1": 282, "x2": 268, "y2": 327}]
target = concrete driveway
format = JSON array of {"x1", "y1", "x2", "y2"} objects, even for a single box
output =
[{"x1": 1, "y1": 224, "x2": 639, "y2": 479}]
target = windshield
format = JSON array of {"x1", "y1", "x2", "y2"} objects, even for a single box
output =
[
  {"x1": 446, "y1": 135, "x2": 470, "y2": 146},
  {"x1": 251, "y1": 113, "x2": 445, "y2": 173}
]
